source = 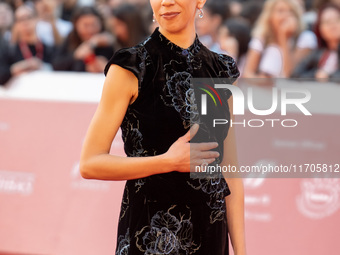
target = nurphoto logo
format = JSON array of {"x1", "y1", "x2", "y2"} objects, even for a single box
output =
[{"x1": 193, "y1": 78, "x2": 312, "y2": 128}]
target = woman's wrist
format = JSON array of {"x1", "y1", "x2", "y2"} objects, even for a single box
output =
[
  {"x1": 87, "y1": 40, "x2": 97, "y2": 50},
  {"x1": 84, "y1": 53, "x2": 96, "y2": 64},
  {"x1": 157, "y1": 153, "x2": 175, "y2": 174}
]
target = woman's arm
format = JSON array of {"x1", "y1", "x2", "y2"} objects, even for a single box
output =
[
  {"x1": 277, "y1": 15, "x2": 301, "y2": 78},
  {"x1": 220, "y1": 94, "x2": 247, "y2": 255},
  {"x1": 79, "y1": 64, "x2": 219, "y2": 180},
  {"x1": 277, "y1": 30, "x2": 293, "y2": 78},
  {"x1": 242, "y1": 47, "x2": 261, "y2": 78}
]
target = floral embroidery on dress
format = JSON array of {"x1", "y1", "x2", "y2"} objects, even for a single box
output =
[
  {"x1": 161, "y1": 60, "x2": 201, "y2": 128},
  {"x1": 217, "y1": 54, "x2": 240, "y2": 82},
  {"x1": 187, "y1": 174, "x2": 230, "y2": 224},
  {"x1": 121, "y1": 114, "x2": 145, "y2": 157},
  {"x1": 135, "y1": 205, "x2": 201, "y2": 255},
  {"x1": 135, "y1": 178, "x2": 146, "y2": 193},
  {"x1": 116, "y1": 228, "x2": 130, "y2": 255},
  {"x1": 135, "y1": 46, "x2": 150, "y2": 84},
  {"x1": 157, "y1": 29, "x2": 201, "y2": 58},
  {"x1": 121, "y1": 109, "x2": 156, "y2": 157},
  {"x1": 165, "y1": 71, "x2": 199, "y2": 128},
  {"x1": 119, "y1": 185, "x2": 130, "y2": 221},
  {"x1": 140, "y1": 36, "x2": 151, "y2": 46}
]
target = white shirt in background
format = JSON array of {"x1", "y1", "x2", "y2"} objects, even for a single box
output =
[
  {"x1": 36, "y1": 19, "x2": 73, "y2": 46},
  {"x1": 248, "y1": 31, "x2": 317, "y2": 77}
]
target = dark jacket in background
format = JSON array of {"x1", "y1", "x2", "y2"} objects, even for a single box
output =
[
  {"x1": 0, "y1": 41, "x2": 54, "y2": 85},
  {"x1": 52, "y1": 37, "x2": 114, "y2": 72},
  {"x1": 291, "y1": 48, "x2": 340, "y2": 81}
]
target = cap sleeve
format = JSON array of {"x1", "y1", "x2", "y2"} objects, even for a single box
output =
[
  {"x1": 104, "y1": 47, "x2": 143, "y2": 79},
  {"x1": 217, "y1": 54, "x2": 240, "y2": 83},
  {"x1": 216, "y1": 54, "x2": 240, "y2": 100}
]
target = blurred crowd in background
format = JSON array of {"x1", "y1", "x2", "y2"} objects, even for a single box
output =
[{"x1": 0, "y1": 0, "x2": 339, "y2": 86}]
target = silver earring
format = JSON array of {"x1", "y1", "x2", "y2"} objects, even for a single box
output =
[
  {"x1": 198, "y1": 8, "x2": 204, "y2": 19},
  {"x1": 153, "y1": 14, "x2": 156, "y2": 23}
]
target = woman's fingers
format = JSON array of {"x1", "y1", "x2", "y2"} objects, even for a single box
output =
[
  {"x1": 189, "y1": 148, "x2": 219, "y2": 167},
  {"x1": 189, "y1": 143, "x2": 220, "y2": 171},
  {"x1": 190, "y1": 157, "x2": 217, "y2": 173},
  {"x1": 192, "y1": 157, "x2": 217, "y2": 166},
  {"x1": 197, "y1": 150, "x2": 220, "y2": 159},
  {"x1": 190, "y1": 141, "x2": 219, "y2": 151},
  {"x1": 166, "y1": 124, "x2": 221, "y2": 172}
]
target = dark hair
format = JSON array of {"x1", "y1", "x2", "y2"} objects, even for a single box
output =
[
  {"x1": 111, "y1": 3, "x2": 149, "y2": 48},
  {"x1": 314, "y1": 3, "x2": 340, "y2": 48},
  {"x1": 239, "y1": 1, "x2": 264, "y2": 27},
  {"x1": 222, "y1": 17, "x2": 251, "y2": 59},
  {"x1": 314, "y1": 0, "x2": 340, "y2": 10},
  {"x1": 204, "y1": 0, "x2": 230, "y2": 21},
  {"x1": 2, "y1": 0, "x2": 30, "y2": 10},
  {"x1": 67, "y1": 6, "x2": 105, "y2": 50}
]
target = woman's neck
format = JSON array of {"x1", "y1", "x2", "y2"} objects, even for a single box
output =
[
  {"x1": 20, "y1": 33, "x2": 38, "y2": 44},
  {"x1": 327, "y1": 40, "x2": 339, "y2": 51},
  {"x1": 158, "y1": 25, "x2": 196, "y2": 49}
]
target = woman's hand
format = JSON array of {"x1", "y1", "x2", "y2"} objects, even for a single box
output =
[
  {"x1": 278, "y1": 15, "x2": 298, "y2": 44},
  {"x1": 39, "y1": 0, "x2": 57, "y2": 23},
  {"x1": 164, "y1": 124, "x2": 220, "y2": 173},
  {"x1": 89, "y1": 32, "x2": 114, "y2": 48},
  {"x1": 315, "y1": 69, "x2": 329, "y2": 81},
  {"x1": 74, "y1": 42, "x2": 94, "y2": 60},
  {"x1": 10, "y1": 57, "x2": 43, "y2": 76},
  {"x1": 80, "y1": 65, "x2": 219, "y2": 180}
]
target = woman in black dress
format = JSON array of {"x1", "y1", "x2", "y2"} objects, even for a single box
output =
[{"x1": 80, "y1": 0, "x2": 246, "y2": 254}]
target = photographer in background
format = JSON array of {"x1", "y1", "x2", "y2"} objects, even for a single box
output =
[
  {"x1": 52, "y1": 6, "x2": 114, "y2": 73},
  {"x1": 34, "y1": 0, "x2": 72, "y2": 47},
  {"x1": 292, "y1": 3, "x2": 340, "y2": 81},
  {"x1": 0, "y1": 4, "x2": 54, "y2": 85}
]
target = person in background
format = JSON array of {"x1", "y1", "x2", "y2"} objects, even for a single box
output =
[
  {"x1": 229, "y1": 0, "x2": 251, "y2": 17},
  {"x1": 106, "y1": 0, "x2": 124, "y2": 10},
  {"x1": 299, "y1": 0, "x2": 316, "y2": 29},
  {"x1": 196, "y1": 0, "x2": 230, "y2": 53},
  {"x1": 0, "y1": 2, "x2": 13, "y2": 44},
  {"x1": 34, "y1": 0, "x2": 72, "y2": 47},
  {"x1": 243, "y1": 0, "x2": 303, "y2": 78},
  {"x1": 314, "y1": 0, "x2": 340, "y2": 10},
  {"x1": 59, "y1": 0, "x2": 78, "y2": 22},
  {"x1": 218, "y1": 17, "x2": 251, "y2": 74},
  {"x1": 126, "y1": 0, "x2": 149, "y2": 7},
  {"x1": 291, "y1": 3, "x2": 340, "y2": 81},
  {"x1": 109, "y1": 3, "x2": 149, "y2": 49},
  {"x1": 95, "y1": 0, "x2": 113, "y2": 22},
  {"x1": 239, "y1": 0, "x2": 264, "y2": 29},
  {"x1": 0, "y1": 4, "x2": 54, "y2": 85},
  {"x1": 8, "y1": 0, "x2": 28, "y2": 10},
  {"x1": 290, "y1": 0, "x2": 318, "y2": 64},
  {"x1": 52, "y1": 6, "x2": 114, "y2": 73}
]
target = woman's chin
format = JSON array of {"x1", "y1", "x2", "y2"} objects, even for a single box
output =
[{"x1": 159, "y1": 23, "x2": 187, "y2": 35}]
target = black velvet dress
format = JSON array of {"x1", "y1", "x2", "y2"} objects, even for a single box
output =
[{"x1": 104, "y1": 27, "x2": 240, "y2": 255}]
